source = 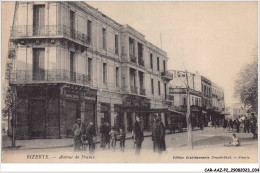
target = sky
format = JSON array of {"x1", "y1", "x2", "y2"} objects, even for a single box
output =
[{"x1": 2, "y1": 1, "x2": 258, "y2": 106}]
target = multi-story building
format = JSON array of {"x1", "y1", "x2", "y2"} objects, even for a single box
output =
[
  {"x1": 211, "y1": 82, "x2": 225, "y2": 121},
  {"x1": 201, "y1": 76, "x2": 213, "y2": 124},
  {"x1": 169, "y1": 70, "x2": 225, "y2": 127},
  {"x1": 169, "y1": 71, "x2": 203, "y2": 127},
  {"x1": 7, "y1": 1, "x2": 173, "y2": 139}
]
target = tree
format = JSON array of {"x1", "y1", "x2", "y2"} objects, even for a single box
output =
[{"x1": 234, "y1": 56, "x2": 258, "y2": 113}]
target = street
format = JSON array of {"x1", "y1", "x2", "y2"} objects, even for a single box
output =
[{"x1": 2, "y1": 127, "x2": 258, "y2": 163}]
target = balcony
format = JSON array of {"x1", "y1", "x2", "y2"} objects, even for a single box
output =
[
  {"x1": 130, "y1": 86, "x2": 138, "y2": 94},
  {"x1": 138, "y1": 58, "x2": 144, "y2": 67},
  {"x1": 10, "y1": 25, "x2": 91, "y2": 46},
  {"x1": 130, "y1": 54, "x2": 137, "y2": 63},
  {"x1": 9, "y1": 69, "x2": 92, "y2": 86},
  {"x1": 161, "y1": 71, "x2": 173, "y2": 81},
  {"x1": 140, "y1": 88, "x2": 146, "y2": 96}
]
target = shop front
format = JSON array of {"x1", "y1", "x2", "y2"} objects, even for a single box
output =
[
  {"x1": 122, "y1": 94, "x2": 150, "y2": 132},
  {"x1": 10, "y1": 84, "x2": 97, "y2": 139}
]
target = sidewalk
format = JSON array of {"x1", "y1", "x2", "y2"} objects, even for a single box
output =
[{"x1": 2, "y1": 131, "x2": 153, "y2": 150}]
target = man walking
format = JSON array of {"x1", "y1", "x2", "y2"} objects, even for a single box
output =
[
  {"x1": 86, "y1": 120, "x2": 96, "y2": 154},
  {"x1": 235, "y1": 118, "x2": 240, "y2": 133},
  {"x1": 250, "y1": 113, "x2": 257, "y2": 139},
  {"x1": 133, "y1": 116, "x2": 144, "y2": 155},
  {"x1": 152, "y1": 116, "x2": 166, "y2": 153},
  {"x1": 72, "y1": 118, "x2": 82, "y2": 151}
]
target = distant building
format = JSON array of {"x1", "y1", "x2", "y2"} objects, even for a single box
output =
[{"x1": 169, "y1": 70, "x2": 225, "y2": 127}]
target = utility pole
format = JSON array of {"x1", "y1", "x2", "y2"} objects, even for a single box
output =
[{"x1": 185, "y1": 70, "x2": 193, "y2": 150}]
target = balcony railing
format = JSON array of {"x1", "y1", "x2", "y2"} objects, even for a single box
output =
[
  {"x1": 10, "y1": 25, "x2": 91, "y2": 46},
  {"x1": 161, "y1": 71, "x2": 173, "y2": 80},
  {"x1": 130, "y1": 86, "x2": 138, "y2": 94},
  {"x1": 9, "y1": 69, "x2": 92, "y2": 86},
  {"x1": 138, "y1": 58, "x2": 144, "y2": 66},
  {"x1": 130, "y1": 54, "x2": 137, "y2": 63}
]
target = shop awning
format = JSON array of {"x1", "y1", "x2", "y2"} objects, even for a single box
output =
[
  {"x1": 149, "y1": 108, "x2": 184, "y2": 115},
  {"x1": 168, "y1": 108, "x2": 185, "y2": 115}
]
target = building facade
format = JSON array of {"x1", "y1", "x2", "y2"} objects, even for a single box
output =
[
  {"x1": 169, "y1": 70, "x2": 225, "y2": 127},
  {"x1": 7, "y1": 1, "x2": 173, "y2": 139}
]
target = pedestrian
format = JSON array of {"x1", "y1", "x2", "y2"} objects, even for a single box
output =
[
  {"x1": 99, "y1": 121, "x2": 106, "y2": 149},
  {"x1": 104, "y1": 122, "x2": 111, "y2": 149},
  {"x1": 250, "y1": 113, "x2": 257, "y2": 139},
  {"x1": 118, "y1": 127, "x2": 126, "y2": 152},
  {"x1": 229, "y1": 119, "x2": 234, "y2": 131},
  {"x1": 243, "y1": 117, "x2": 248, "y2": 133},
  {"x1": 159, "y1": 118, "x2": 166, "y2": 152},
  {"x1": 235, "y1": 118, "x2": 240, "y2": 133},
  {"x1": 245, "y1": 117, "x2": 250, "y2": 133},
  {"x1": 85, "y1": 120, "x2": 96, "y2": 154},
  {"x1": 133, "y1": 116, "x2": 144, "y2": 155},
  {"x1": 109, "y1": 126, "x2": 117, "y2": 151},
  {"x1": 224, "y1": 134, "x2": 240, "y2": 147},
  {"x1": 223, "y1": 119, "x2": 227, "y2": 131},
  {"x1": 152, "y1": 116, "x2": 166, "y2": 153},
  {"x1": 72, "y1": 118, "x2": 82, "y2": 151},
  {"x1": 152, "y1": 116, "x2": 159, "y2": 152}
]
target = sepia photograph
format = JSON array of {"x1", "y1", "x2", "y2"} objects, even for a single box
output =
[{"x1": 1, "y1": 0, "x2": 258, "y2": 168}]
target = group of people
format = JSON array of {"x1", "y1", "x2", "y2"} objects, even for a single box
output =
[
  {"x1": 72, "y1": 114, "x2": 167, "y2": 155},
  {"x1": 72, "y1": 119, "x2": 96, "y2": 153},
  {"x1": 223, "y1": 113, "x2": 257, "y2": 139},
  {"x1": 99, "y1": 122, "x2": 126, "y2": 152}
]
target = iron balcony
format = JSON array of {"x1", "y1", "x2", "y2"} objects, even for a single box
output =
[
  {"x1": 9, "y1": 69, "x2": 92, "y2": 86},
  {"x1": 10, "y1": 25, "x2": 91, "y2": 46},
  {"x1": 161, "y1": 71, "x2": 173, "y2": 81}
]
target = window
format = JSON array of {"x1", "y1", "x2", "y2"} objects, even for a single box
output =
[
  {"x1": 151, "y1": 79, "x2": 154, "y2": 94},
  {"x1": 70, "y1": 51, "x2": 75, "y2": 73},
  {"x1": 163, "y1": 60, "x2": 166, "y2": 72},
  {"x1": 164, "y1": 83, "x2": 167, "y2": 100},
  {"x1": 70, "y1": 51, "x2": 75, "y2": 81},
  {"x1": 150, "y1": 53, "x2": 153, "y2": 69},
  {"x1": 138, "y1": 43, "x2": 143, "y2": 66},
  {"x1": 183, "y1": 97, "x2": 187, "y2": 106},
  {"x1": 116, "y1": 67, "x2": 119, "y2": 87},
  {"x1": 70, "y1": 10, "x2": 75, "y2": 37},
  {"x1": 195, "y1": 98, "x2": 198, "y2": 106},
  {"x1": 33, "y1": 48, "x2": 45, "y2": 80},
  {"x1": 157, "y1": 57, "x2": 160, "y2": 71},
  {"x1": 33, "y1": 5, "x2": 45, "y2": 36},
  {"x1": 88, "y1": 58, "x2": 92, "y2": 80},
  {"x1": 87, "y1": 20, "x2": 92, "y2": 43},
  {"x1": 158, "y1": 81, "x2": 161, "y2": 95},
  {"x1": 103, "y1": 63, "x2": 107, "y2": 84},
  {"x1": 102, "y1": 28, "x2": 106, "y2": 50},
  {"x1": 129, "y1": 38, "x2": 135, "y2": 61},
  {"x1": 115, "y1": 34, "x2": 118, "y2": 55}
]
